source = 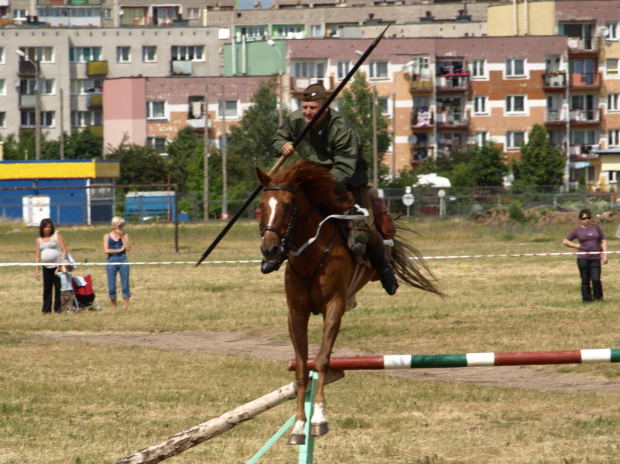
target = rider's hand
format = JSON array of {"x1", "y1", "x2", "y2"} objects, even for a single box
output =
[{"x1": 281, "y1": 142, "x2": 296, "y2": 158}]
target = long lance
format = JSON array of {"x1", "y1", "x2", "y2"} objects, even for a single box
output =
[{"x1": 196, "y1": 24, "x2": 391, "y2": 267}]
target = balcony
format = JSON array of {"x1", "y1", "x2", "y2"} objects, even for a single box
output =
[
  {"x1": 569, "y1": 72, "x2": 601, "y2": 88},
  {"x1": 567, "y1": 36, "x2": 599, "y2": 54},
  {"x1": 19, "y1": 94, "x2": 37, "y2": 109},
  {"x1": 290, "y1": 76, "x2": 334, "y2": 93},
  {"x1": 171, "y1": 60, "x2": 192, "y2": 75},
  {"x1": 435, "y1": 73, "x2": 469, "y2": 93},
  {"x1": 436, "y1": 110, "x2": 469, "y2": 130},
  {"x1": 544, "y1": 108, "x2": 567, "y2": 126},
  {"x1": 87, "y1": 125, "x2": 103, "y2": 138},
  {"x1": 87, "y1": 92, "x2": 103, "y2": 108},
  {"x1": 543, "y1": 73, "x2": 567, "y2": 89},
  {"x1": 569, "y1": 108, "x2": 602, "y2": 126},
  {"x1": 411, "y1": 146, "x2": 433, "y2": 165},
  {"x1": 409, "y1": 79, "x2": 433, "y2": 94},
  {"x1": 87, "y1": 60, "x2": 108, "y2": 76},
  {"x1": 569, "y1": 144, "x2": 599, "y2": 159},
  {"x1": 18, "y1": 60, "x2": 37, "y2": 77},
  {"x1": 410, "y1": 109, "x2": 434, "y2": 129}
]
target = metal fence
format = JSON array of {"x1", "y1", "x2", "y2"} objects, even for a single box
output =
[{"x1": 1, "y1": 186, "x2": 616, "y2": 225}]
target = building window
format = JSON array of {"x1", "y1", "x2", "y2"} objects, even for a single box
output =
[
  {"x1": 506, "y1": 131, "x2": 525, "y2": 149},
  {"x1": 605, "y1": 22, "x2": 618, "y2": 41},
  {"x1": 609, "y1": 130, "x2": 620, "y2": 147},
  {"x1": 474, "y1": 131, "x2": 488, "y2": 146},
  {"x1": 103, "y1": 8, "x2": 113, "y2": 19},
  {"x1": 570, "y1": 130, "x2": 596, "y2": 146},
  {"x1": 171, "y1": 46, "x2": 204, "y2": 61},
  {"x1": 0, "y1": 79, "x2": 5, "y2": 96},
  {"x1": 21, "y1": 111, "x2": 55, "y2": 128},
  {"x1": 410, "y1": 57, "x2": 430, "y2": 76},
  {"x1": 187, "y1": 8, "x2": 200, "y2": 19},
  {"x1": 18, "y1": 47, "x2": 54, "y2": 63},
  {"x1": 473, "y1": 96, "x2": 488, "y2": 115},
  {"x1": 13, "y1": 9, "x2": 27, "y2": 20},
  {"x1": 147, "y1": 137, "x2": 167, "y2": 153},
  {"x1": 607, "y1": 58, "x2": 619, "y2": 75},
  {"x1": 472, "y1": 59, "x2": 485, "y2": 78},
  {"x1": 0, "y1": 47, "x2": 4, "y2": 64},
  {"x1": 236, "y1": 26, "x2": 267, "y2": 41},
  {"x1": 117, "y1": 47, "x2": 131, "y2": 63},
  {"x1": 506, "y1": 95, "x2": 526, "y2": 114},
  {"x1": 273, "y1": 25, "x2": 303, "y2": 39},
  {"x1": 71, "y1": 110, "x2": 102, "y2": 127},
  {"x1": 219, "y1": 100, "x2": 239, "y2": 119},
  {"x1": 0, "y1": 112, "x2": 5, "y2": 128},
  {"x1": 377, "y1": 96, "x2": 389, "y2": 115},
  {"x1": 146, "y1": 101, "x2": 166, "y2": 120},
  {"x1": 609, "y1": 94, "x2": 620, "y2": 112},
  {"x1": 293, "y1": 61, "x2": 325, "y2": 78},
  {"x1": 505, "y1": 58, "x2": 525, "y2": 77},
  {"x1": 368, "y1": 61, "x2": 388, "y2": 79},
  {"x1": 69, "y1": 47, "x2": 101, "y2": 63},
  {"x1": 20, "y1": 79, "x2": 55, "y2": 95},
  {"x1": 70, "y1": 79, "x2": 103, "y2": 95},
  {"x1": 337, "y1": 61, "x2": 350, "y2": 80},
  {"x1": 143, "y1": 46, "x2": 157, "y2": 63},
  {"x1": 310, "y1": 25, "x2": 322, "y2": 37}
]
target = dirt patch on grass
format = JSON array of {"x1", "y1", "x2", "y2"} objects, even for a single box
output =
[
  {"x1": 42, "y1": 331, "x2": 620, "y2": 394},
  {"x1": 470, "y1": 206, "x2": 619, "y2": 227}
]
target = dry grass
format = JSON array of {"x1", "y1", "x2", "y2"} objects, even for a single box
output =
[{"x1": 1, "y1": 218, "x2": 620, "y2": 463}]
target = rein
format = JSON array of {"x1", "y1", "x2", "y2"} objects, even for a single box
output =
[{"x1": 260, "y1": 185, "x2": 299, "y2": 269}]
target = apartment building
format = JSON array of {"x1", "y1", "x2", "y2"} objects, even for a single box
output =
[
  {"x1": 103, "y1": 75, "x2": 270, "y2": 154},
  {"x1": 0, "y1": 26, "x2": 220, "y2": 144}
]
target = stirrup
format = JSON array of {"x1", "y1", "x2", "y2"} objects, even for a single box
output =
[{"x1": 378, "y1": 264, "x2": 398, "y2": 295}]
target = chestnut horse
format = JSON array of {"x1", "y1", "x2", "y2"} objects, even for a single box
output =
[{"x1": 257, "y1": 160, "x2": 441, "y2": 445}]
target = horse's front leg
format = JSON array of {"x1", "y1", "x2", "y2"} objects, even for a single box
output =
[
  {"x1": 310, "y1": 298, "x2": 345, "y2": 437},
  {"x1": 287, "y1": 303, "x2": 311, "y2": 446}
]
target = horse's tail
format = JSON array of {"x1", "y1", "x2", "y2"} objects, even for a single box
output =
[{"x1": 390, "y1": 222, "x2": 443, "y2": 297}]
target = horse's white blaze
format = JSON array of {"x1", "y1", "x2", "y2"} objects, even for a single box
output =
[
  {"x1": 292, "y1": 420, "x2": 306, "y2": 435},
  {"x1": 310, "y1": 402, "x2": 327, "y2": 425},
  {"x1": 267, "y1": 196, "x2": 280, "y2": 229}
]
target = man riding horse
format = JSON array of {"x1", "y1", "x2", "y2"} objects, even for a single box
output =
[{"x1": 272, "y1": 83, "x2": 399, "y2": 295}]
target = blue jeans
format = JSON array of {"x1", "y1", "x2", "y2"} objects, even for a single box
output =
[
  {"x1": 577, "y1": 258, "x2": 602, "y2": 302},
  {"x1": 107, "y1": 256, "x2": 131, "y2": 299}
]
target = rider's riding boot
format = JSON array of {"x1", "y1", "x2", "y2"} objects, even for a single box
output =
[
  {"x1": 367, "y1": 239, "x2": 399, "y2": 296},
  {"x1": 347, "y1": 217, "x2": 368, "y2": 257}
]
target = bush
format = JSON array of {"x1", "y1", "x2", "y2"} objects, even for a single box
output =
[{"x1": 509, "y1": 200, "x2": 525, "y2": 222}]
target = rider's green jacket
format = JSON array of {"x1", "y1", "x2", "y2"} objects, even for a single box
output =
[{"x1": 272, "y1": 109, "x2": 369, "y2": 188}]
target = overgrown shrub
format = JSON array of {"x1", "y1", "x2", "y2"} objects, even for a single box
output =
[{"x1": 509, "y1": 200, "x2": 525, "y2": 222}]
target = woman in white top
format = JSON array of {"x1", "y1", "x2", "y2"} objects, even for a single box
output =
[{"x1": 35, "y1": 218, "x2": 68, "y2": 314}]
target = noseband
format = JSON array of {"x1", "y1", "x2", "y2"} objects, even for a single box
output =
[{"x1": 260, "y1": 185, "x2": 299, "y2": 270}]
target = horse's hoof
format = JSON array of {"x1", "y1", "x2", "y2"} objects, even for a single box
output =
[
  {"x1": 287, "y1": 434, "x2": 306, "y2": 446},
  {"x1": 310, "y1": 422, "x2": 329, "y2": 437}
]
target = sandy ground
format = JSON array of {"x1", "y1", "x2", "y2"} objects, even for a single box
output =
[{"x1": 43, "y1": 331, "x2": 620, "y2": 394}]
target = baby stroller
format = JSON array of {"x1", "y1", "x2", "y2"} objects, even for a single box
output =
[{"x1": 72, "y1": 260, "x2": 101, "y2": 311}]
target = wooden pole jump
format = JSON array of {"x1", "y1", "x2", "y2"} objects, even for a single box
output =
[
  {"x1": 113, "y1": 371, "x2": 344, "y2": 464},
  {"x1": 289, "y1": 349, "x2": 620, "y2": 371}
]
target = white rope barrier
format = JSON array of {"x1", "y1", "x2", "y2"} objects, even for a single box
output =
[{"x1": 1, "y1": 251, "x2": 618, "y2": 267}]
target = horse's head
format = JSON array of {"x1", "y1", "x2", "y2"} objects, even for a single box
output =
[{"x1": 256, "y1": 166, "x2": 300, "y2": 274}]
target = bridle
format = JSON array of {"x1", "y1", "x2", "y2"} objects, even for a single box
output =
[{"x1": 259, "y1": 185, "x2": 299, "y2": 270}]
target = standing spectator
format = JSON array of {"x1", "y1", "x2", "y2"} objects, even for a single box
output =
[
  {"x1": 103, "y1": 216, "x2": 131, "y2": 310},
  {"x1": 55, "y1": 263, "x2": 75, "y2": 314},
  {"x1": 34, "y1": 218, "x2": 68, "y2": 314},
  {"x1": 562, "y1": 209, "x2": 607, "y2": 303}
]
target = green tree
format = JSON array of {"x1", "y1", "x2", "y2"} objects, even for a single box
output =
[
  {"x1": 64, "y1": 129, "x2": 103, "y2": 159},
  {"x1": 338, "y1": 73, "x2": 391, "y2": 182},
  {"x1": 226, "y1": 76, "x2": 284, "y2": 182},
  {"x1": 166, "y1": 126, "x2": 203, "y2": 192},
  {"x1": 108, "y1": 137, "x2": 170, "y2": 187},
  {"x1": 512, "y1": 124, "x2": 564, "y2": 187}
]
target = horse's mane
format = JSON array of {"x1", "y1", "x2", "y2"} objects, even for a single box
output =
[{"x1": 272, "y1": 160, "x2": 353, "y2": 214}]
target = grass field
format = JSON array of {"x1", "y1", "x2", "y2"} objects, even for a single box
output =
[{"x1": 1, "y1": 217, "x2": 619, "y2": 463}]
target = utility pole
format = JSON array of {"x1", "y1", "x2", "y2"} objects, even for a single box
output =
[
  {"x1": 372, "y1": 82, "x2": 378, "y2": 187},
  {"x1": 59, "y1": 88, "x2": 65, "y2": 159},
  {"x1": 221, "y1": 85, "x2": 228, "y2": 220},
  {"x1": 204, "y1": 84, "x2": 210, "y2": 221}
]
